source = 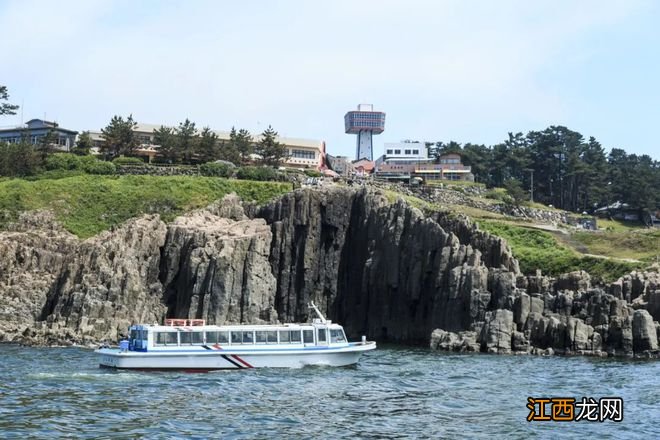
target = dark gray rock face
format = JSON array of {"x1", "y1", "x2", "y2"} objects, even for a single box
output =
[{"x1": 257, "y1": 187, "x2": 504, "y2": 343}]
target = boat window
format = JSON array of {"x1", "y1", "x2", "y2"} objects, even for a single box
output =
[
  {"x1": 317, "y1": 328, "x2": 327, "y2": 343},
  {"x1": 206, "y1": 331, "x2": 229, "y2": 344},
  {"x1": 230, "y1": 331, "x2": 242, "y2": 344},
  {"x1": 330, "y1": 329, "x2": 346, "y2": 343},
  {"x1": 290, "y1": 330, "x2": 302, "y2": 343},
  {"x1": 179, "y1": 331, "x2": 192, "y2": 345},
  {"x1": 266, "y1": 331, "x2": 277, "y2": 343},
  {"x1": 192, "y1": 331, "x2": 204, "y2": 344},
  {"x1": 242, "y1": 331, "x2": 254, "y2": 344},
  {"x1": 256, "y1": 331, "x2": 268, "y2": 344},
  {"x1": 303, "y1": 329, "x2": 314, "y2": 344},
  {"x1": 155, "y1": 332, "x2": 178, "y2": 345},
  {"x1": 279, "y1": 331, "x2": 290, "y2": 343}
]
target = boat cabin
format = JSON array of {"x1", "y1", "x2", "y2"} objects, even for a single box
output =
[{"x1": 127, "y1": 319, "x2": 349, "y2": 352}]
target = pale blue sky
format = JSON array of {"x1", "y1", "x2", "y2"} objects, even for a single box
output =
[{"x1": 1, "y1": 0, "x2": 658, "y2": 159}]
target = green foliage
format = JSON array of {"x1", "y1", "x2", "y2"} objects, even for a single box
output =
[
  {"x1": 0, "y1": 85, "x2": 19, "y2": 116},
  {"x1": 503, "y1": 178, "x2": 527, "y2": 205},
  {"x1": 152, "y1": 125, "x2": 176, "y2": 163},
  {"x1": 112, "y1": 156, "x2": 145, "y2": 165},
  {"x1": 83, "y1": 160, "x2": 116, "y2": 175},
  {"x1": 484, "y1": 187, "x2": 510, "y2": 202},
  {"x1": 236, "y1": 166, "x2": 278, "y2": 181},
  {"x1": 572, "y1": 229, "x2": 660, "y2": 262},
  {"x1": 304, "y1": 169, "x2": 322, "y2": 177},
  {"x1": 0, "y1": 175, "x2": 291, "y2": 238},
  {"x1": 45, "y1": 153, "x2": 83, "y2": 170},
  {"x1": 255, "y1": 126, "x2": 287, "y2": 166},
  {"x1": 196, "y1": 126, "x2": 220, "y2": 163},
  {"x1": 429, "y1": 126, "x2": 660, "y2": 213},
  {"x1": 230, "y1": 127, "x2": 253, "y2": 165},
  {"x1": 176, "y1": 118, "x2": 198, "y2": 164},
  {"x1": 0, "y1": 141, "x2": 41, "y2": 176},
  {"x1": 101, "y1": 115, "x2": 138, "y2": 159},
  {"x1": 72, "y1": 131, "x2": 94, "y2": 155},
  {"x1": 478, "y1": 220, "x2": 640, "y2": 281},
  {"x1": 200, "y1": 162, "x2": 233, "y2": 177}
]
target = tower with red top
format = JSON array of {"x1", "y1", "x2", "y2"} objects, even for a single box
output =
[{"x1": 344, "y1": 104, "x2": 385, "y2": 161}]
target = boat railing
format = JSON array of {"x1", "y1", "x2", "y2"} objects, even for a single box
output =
[{"x1": 164, "y1": 319, "x2": 206, "y2": 327}]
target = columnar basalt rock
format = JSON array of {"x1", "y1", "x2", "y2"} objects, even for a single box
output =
[{"x1": 160, "y1": 209, "x2": 278, "y2": 326}]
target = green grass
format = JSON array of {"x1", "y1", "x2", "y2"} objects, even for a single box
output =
[
  {"x1": 596, "y1": 218, "x2": 646, "y2": 232},
  {"x1": 0, "y1": 175, "x2": 292, "y2": 238},
  {"x1": 571, "y1": 229, "x2": 660, "y2": 262},
  {"x1": 477, "y1": 220, "x2": 641, "y2": 281}
]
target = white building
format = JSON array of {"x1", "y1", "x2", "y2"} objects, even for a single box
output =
[{"x1": 382, "y1": 141, "x2": 428, "y2": 162}]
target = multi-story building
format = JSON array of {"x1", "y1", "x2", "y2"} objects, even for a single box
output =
[
  {"x1": 375, "y1": 146, "x2": 474, "y2": 182},
  {"x1": 89, "y1": 123, "x2": 324, "y2": 168},
  {"x1": 0, "y1": 119, "x2": 78, "y2": 151}
]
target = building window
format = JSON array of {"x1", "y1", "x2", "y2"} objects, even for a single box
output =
[
  {"x1": 386, "y1": 149, "x2": 393, "y2": 154},
  {"x1": 394, "y1": 149, "x2": 401, "y2": 154},
  {"x1": 413, "y1": 149, "x2": 419, "y2": 155},
  {"x1": 405, "y1": 149, "x2": 411, "y2": 155},
  {"x1": 291, "y1": 149, "x2": 316, "y2": 160}
]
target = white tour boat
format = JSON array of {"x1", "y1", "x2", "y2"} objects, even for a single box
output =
[{"x1": 96, "y1": 303, "x2": 376, "y2": 371}]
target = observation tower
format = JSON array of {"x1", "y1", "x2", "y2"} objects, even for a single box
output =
[{"x1": 344, "y1": 104, "x2": 385, "y2": 161}]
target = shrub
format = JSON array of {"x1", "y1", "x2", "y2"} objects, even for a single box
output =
[
  {"x1": 112, "y1": 156, "x2": 145, "y2": 165},
  {"x1": 304, "y1": 169, "x2": 322, "y2": 178},
  {"x1": 84, "y1": 160, "x2": 116, "y2": 175},
  {"x1": 200, "y1": 162, "x2": 233, "y2": 178},
  {"x1": 44, "y1": 153, "x2": 82, "y2": 171},
  {"x1": 236, "y1": 166, "x2": 278, "y2": 181},
  {"x1": 503, "y1": 178, "x2": 527, "y2": 205},
  {"x1": 484, "y1": 188, "x2": 510, "y2": 203}
]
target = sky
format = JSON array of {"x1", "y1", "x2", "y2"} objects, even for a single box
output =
[{"x1": 1, "y1": 0, "x2": 659, "y2": 159}]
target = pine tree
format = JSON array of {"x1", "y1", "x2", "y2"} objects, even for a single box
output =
[
  {"x1": 0, "y1": 85, "x2": 19, "y2": 116},
  {"x1": 153, "y1": 126, "x2": 178, "y2": 163},
  {"x1": 176, "y1": 119, "x2": 197, "y2": 164},
  {"x1": 101, "y1": 115, "x2": 138, "y2": 159},
  {"x1": 197, "y1": 127, "x2": 220, "y2": 163},
  {"x1": 72, "y1": 131, "x2": 94, "y2": 155},
  {"x1": 236, "y1": 128, "x2": 254, "y2": 165},
  {"x1": 255, "y1": 125, "x2": 287, "y2": 166}
]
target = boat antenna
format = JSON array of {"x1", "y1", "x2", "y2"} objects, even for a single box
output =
[{"x1": 309, "y1": 301, "x2": 326, "y2": 323}]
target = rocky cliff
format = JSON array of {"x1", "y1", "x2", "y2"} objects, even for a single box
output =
[{"x1": 0, "y1": 187, "x2": 658, "y2": 358}]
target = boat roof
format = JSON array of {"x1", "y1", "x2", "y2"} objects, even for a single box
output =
[{"x1": 132, "y1": 322, "x2": 343, "y2": 331}]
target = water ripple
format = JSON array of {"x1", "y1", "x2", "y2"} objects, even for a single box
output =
[{"x1": 0, "y1": 344, "x2": 657, "y2": 438}]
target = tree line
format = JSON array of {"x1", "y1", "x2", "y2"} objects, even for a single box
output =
[
  {"x1": 100, "y1": 115, "x2": 289, "y2": 166},
  {"x1": 428, "y1": 126, "x2": 659, "y2": 212}
]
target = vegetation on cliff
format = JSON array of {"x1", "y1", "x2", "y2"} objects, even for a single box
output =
[
  {"x1": 382, "y1": 188, "x2": 656, "y2": 281},
  {"x1": 0, "y1": 175, "x2": 291, "y2": 238}
]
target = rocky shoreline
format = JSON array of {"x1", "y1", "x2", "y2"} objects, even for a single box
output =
[{"x1": 0, "y1": 187, "x2": 657, "y2": 358}]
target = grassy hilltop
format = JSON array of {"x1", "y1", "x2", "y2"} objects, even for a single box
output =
[{"x1": 0, "y1": 175, "x2": 291, "y2": 238}]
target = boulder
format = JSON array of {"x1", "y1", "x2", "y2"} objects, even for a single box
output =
[
  {"x1": 479, "y1": 309, "x2": 514, "y2": 354},
  {"x1": 632, "y1": 310, "x2": 658, "y2": 353}
]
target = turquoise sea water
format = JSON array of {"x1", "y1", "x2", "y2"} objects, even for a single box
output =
[{"x1": 0, "y1": 344, "x2": 658, "y2": 439}]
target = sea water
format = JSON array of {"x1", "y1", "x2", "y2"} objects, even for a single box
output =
[{"x1": 0, "y1": 344, "x2": 657, "y2": 439}]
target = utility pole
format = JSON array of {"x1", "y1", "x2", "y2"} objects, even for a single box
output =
[{"x1": 525, "y1": 168, "x2": 534, "y2": 202}]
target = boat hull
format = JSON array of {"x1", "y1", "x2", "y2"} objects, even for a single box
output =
[{"x1": 96, "y1": 342, "x2": 376, "y2": 370}]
